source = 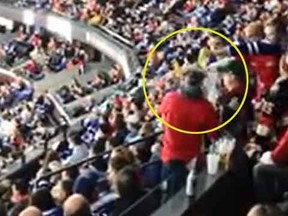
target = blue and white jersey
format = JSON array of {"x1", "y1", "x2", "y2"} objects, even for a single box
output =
[
  {"x1": 81, "y1": 128, "x2": 97, "y2": 147},
  {"x1": 228, "y1": 40, "x2": 282, "y2": 56}
]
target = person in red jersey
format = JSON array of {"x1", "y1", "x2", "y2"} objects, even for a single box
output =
[
  {"x1": 255, "y1": 54, "x2": 288, "y2": 150},
  {"x1": 158, "y1": 70, "x2": 218, "y2": 196}
]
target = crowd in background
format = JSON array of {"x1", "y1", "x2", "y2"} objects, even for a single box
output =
[{"x1": 0, "y1": 22, "x2": 124, "y2": 178}]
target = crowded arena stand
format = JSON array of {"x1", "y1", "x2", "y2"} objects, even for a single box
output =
[{"x1": 0, "y1": 0, "x2": 287, "y2": 216}]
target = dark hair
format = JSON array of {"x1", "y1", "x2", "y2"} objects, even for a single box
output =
[
  {"x1": 0, "y1": 201, "x2": 7, "y2": 216},
  {"x1": 30, "y1": 188, "x2": 56, "y2": 211},
  {"x1": 71, "y1": 132, "x2": 82, "y2": 146},
  {"x1": 186, "y1": 51, "x2": 198, "y2": 63},
  {"x1": 99, "y1": 123, "x2": 110, "y2": 135},
  {"x1": 13, "y1": 179, "x2": 29, "y2": 195},
  {"x1": 180, "y1": 72, "x2": 205, "y2": 98},
  {"x1": 61, "y1": 180, "x2": 73, "y2": 197},
  {"x1": 108, "y1": 136, "x2": 122, "y2": 149},
  {"x1": 93, "y1": 138, "x2": 106, "y2": 154},
  {"x1": 113, "y1": 113, "x2": 126, "y2": 130},
  {"x1": 114, "y1": 166, "x2": 143, "y2": 199},
  {"x1": 135, "y1": 143, "x2": 151, "y2": 164},
  {"x1": 65, "y1": 166, "x2": 79, "y2": 181}
]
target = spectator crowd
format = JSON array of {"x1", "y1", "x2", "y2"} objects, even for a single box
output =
[{"x1": 0, "y1": 0, "x2": 288, "y2": 216}]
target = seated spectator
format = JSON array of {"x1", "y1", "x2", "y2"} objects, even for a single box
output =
[
  {"x1": 12, "y1": 40, "x2": 34, "y2": 59},
  {"x1": 47, "y1": 38, "x2": 57, "y2": 56},
  {"x1": 51, "y1": 180, "x2": 73, "y2": 205},
  {"x1": 19, "y1": 206, "x2": 42, "y2": 216},
  {"x1": 89, "y1": 139, "x2": 107, "y2": 172},
  {"x1": 141, "y1": 143, "x2": 163, "y2": 187},
  {"x1": 70, "y1": 79, "x2": 85, "y2": 98},
  {"x1": 107, "y1": 147, "x2": 136, "y2": 183},
  {"x1": 29, "y1": 31, "x2": 42, "y2": 51},
  {"x1": 88, "y1": 7, "x2": 104, "y2": 26},
  {"x1": 72, "y1": 166, "x2": 100, "y2": 204},
  {"x1": 110, "y1": 65, "x2": 124, "y2": 84},
  {"x1": 57, "y1": 85, "x2": 76, "y2": 104},
  {"x1": 64, "y1": 133, "x2": 89, "y2": 165},
  {"x1": 87, "y1": 74, "x2": 108, "y2": 90},
  {"x1": 30, "y1": 188, "x2": 63, "y2": 216},
  {"x1": 110, "y1": 166, "x2": 157, "y2": 216},
  {"x1": 63, "y1": 194, "x2": 92, "y2": 216},
  {"x1": 11, "y1": 81, "x2": 33, "y2": 102},
  {"x1": 247, "y1": 204, "x2": 285, "y2": 216},
  {"x1": 131, "y1": 142, "x2": 152, "y2": 165},
  {"x1": 64, "y1": 44, "x2": 75, "y2": 60},
  {"x1": 70, "y1": 78, "x2": 93, "y2": 98},
  {"x1": 125, "y1": 122, "x2": 141, "y2": 143},
  {"x1": 90, "y1": 178, "x2": 118, "y2": 216},
  {"x1": 34, "y1": 95, "x2": 54, "y2": 125},
  {"x1": 80, "y1": 119, "x2": 99, "y2": 147},
  {"x1": 106, "y1": 136, "x2": 122, "y2": 152},
  {"x1": 111, "y1": 113, "x2": 129, "y2": 145},
  {"x1": 0, "y1": 83, "x2": 14, "y2": 109},
  {"x1": 62, "y1": 166, "x2": 80, "y2": 184},
  {"x1": 47, "y1": 51, "x2": 66, "y2": 72},
  {"x1": 182, "y1": 0, "x2": 195, "y2": 13},
  {"x1": 10, "y1": 179, "x2": 30, "y2": 205},
  {"x1": 23, "y1": 58, "x2": 44, "y2": 80}
]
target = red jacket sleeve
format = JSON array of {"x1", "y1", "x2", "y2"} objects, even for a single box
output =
[{"x1": 271, "y1": 129, "x2": 288, "y2": 165}]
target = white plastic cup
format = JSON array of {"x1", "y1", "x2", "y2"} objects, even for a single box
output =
[{"x1": 207, "y1": 154, "x2": 220, "y2": 175}]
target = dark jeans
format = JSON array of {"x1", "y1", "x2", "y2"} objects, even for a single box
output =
[
  {"x1": 163, "y1": 160, "x2": 188, "y2": 198},
  {"x1": 253, "y1": 163, "x2": 288, "y2": 203}
]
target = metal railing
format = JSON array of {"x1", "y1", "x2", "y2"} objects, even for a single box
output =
[{"x1": 36, "y1": 131, "x2": 162, "y2": 182}]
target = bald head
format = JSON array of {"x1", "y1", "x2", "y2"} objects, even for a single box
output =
[
  {"x1": 19, "y1": 206, "x2": 42, "y2": 216},
  {"x1": 247, "y1": 204, "x2": 285, "y2": 216},
  {"x1": 64, "y1": 194, "x2": 92, "y2": 216}
]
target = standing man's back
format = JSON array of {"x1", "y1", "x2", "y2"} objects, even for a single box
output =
[{"x1": 158, "y1": 70, "x2": 218, "y2": 196}]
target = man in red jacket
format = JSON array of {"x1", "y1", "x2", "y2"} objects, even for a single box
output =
[
  {"x1": 254, "y1": 128, "x2": 288, "y2": 203},
  {"x1": 158, "y1": 70, "x2": 218, "y2": 196}
]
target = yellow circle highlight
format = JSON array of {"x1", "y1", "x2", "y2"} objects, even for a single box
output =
[{"x1": 142, "y1": 27, "x2": 249, "y2": 135}]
